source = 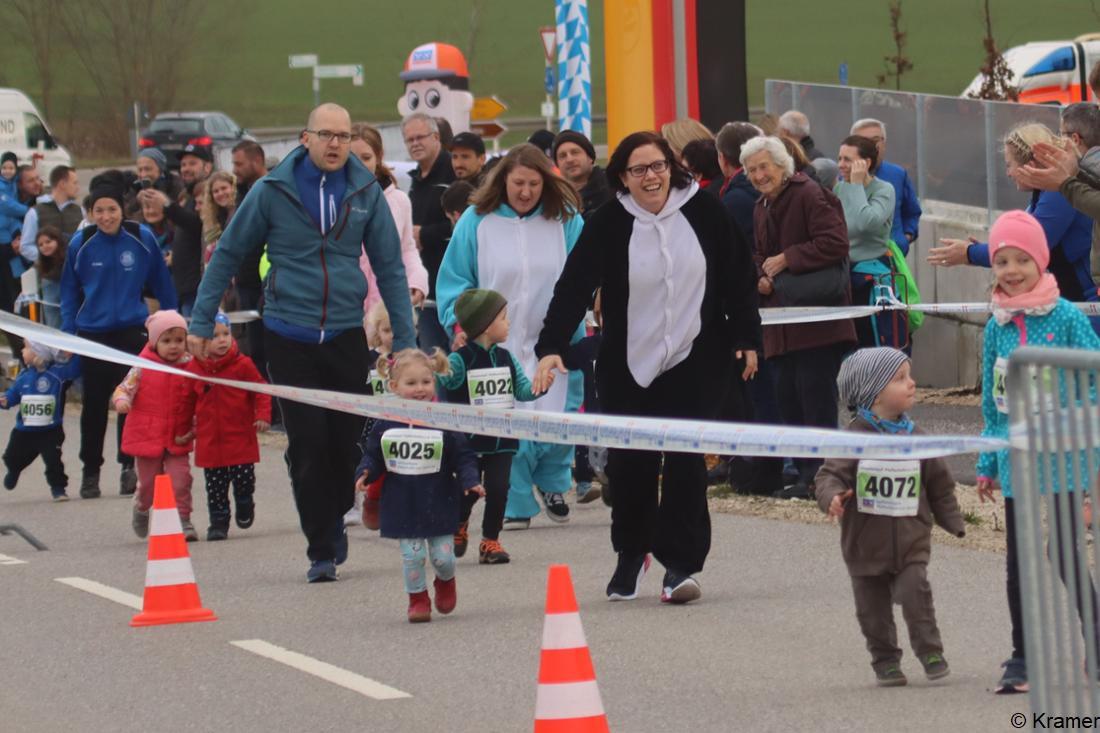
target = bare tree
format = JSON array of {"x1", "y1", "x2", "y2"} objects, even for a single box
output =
[
  {"x1": 55, "y1": 0, "x2": 213, "y2": 151},
  {"x1": 967, "y1": 0, "x2": 1018, "y2": 101},
  {"x1": 466, "y1": 0, "x2": 487, "y2": 71},
  {"x1": 1, "y1": 0, "x2": 63, "y2": 117},
  {"x1": 876, "y1": 0, "x2": 913, "y2": 91}
]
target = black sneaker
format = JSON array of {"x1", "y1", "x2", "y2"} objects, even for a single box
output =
[
  {"x1": 920, "y1": 653, "x2": 950, "y2": 680},
  {"x1": 119, "y1": 467, "x2": 137, "y2": 496},
  {"x1": 3, "y1": 472, "x2": 16, "y2": 490},
  {"x1": 660, "y1": 570, "x2": 702, "y2": 604},
  {"x1": 537, "y1": 488, "x2": 570, "y2": 523},
  {"x1": 235, "y1": 501, "x2": 255, "y2": 529},
  {"x1": 79, "y1": 473, "x2": 101, "y2": 499},
  {"x1": 606, "y1": 552, "x2": 651, "y2": 601},
  {"x1": 772, "y1": 482, "x2": 812, "y2": 500},
  {"x1": 996, "y1": 657, "x2": 1028, "y2": 694},
  {"x1": 207, "y1": 525, "x2": 229, "y2": 542},
  {"x1": 307, "y1": 559, "x2": 338, "y2": 583},
  {"x1": 875, "y1": 664, "x2": 908, "y2": 687}
]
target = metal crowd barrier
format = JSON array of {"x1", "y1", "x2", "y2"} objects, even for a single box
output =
[{"x1": 1009, "y1": 346, "x2": 1100, "y2": 716}]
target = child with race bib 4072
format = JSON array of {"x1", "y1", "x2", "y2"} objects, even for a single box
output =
[
  {"x1": 815, "y1": 346, "x2": 965, "y2": 688},
  {"x1": 973, "y1": 210, "x2": 1100, "y2": 694},
  {"x1": 355, "y1": 348, "x2": 484, "y2": 623}
]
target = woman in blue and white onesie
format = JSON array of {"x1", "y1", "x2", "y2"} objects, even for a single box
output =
[{"x1": 436, "y1": 144, "x2": 585, "y2": 528}]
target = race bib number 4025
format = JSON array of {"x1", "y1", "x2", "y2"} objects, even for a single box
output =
[{"x1": 381, "y1": 428, "x2": 444, "y2": 475}]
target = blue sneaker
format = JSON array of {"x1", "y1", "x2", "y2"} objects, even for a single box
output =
[
  {"x1": 334, "y1": 527, "x2": 348, "y2": 566},
  {"x1": 307, "y1": 559, "x2": 338, "y2": 583}
]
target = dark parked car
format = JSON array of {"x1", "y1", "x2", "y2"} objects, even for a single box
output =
[{"x1": 139, "y1": 111, "x2": 253, "y2": 167}]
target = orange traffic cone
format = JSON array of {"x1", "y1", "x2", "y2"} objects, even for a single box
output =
[
  {"x1": 130, "y1": 474, "x2": 217, "y2": 627},
  {"x1": 534, "y1": 564, "x2": 609, "y2": 732}
]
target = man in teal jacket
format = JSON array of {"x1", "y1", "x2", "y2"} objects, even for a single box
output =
[{"x1": 188, "y1": 103, "x2": 415, "y2": 583}]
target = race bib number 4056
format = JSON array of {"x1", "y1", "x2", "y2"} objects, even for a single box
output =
[
  {"x1": 20, "y1": 395, "x2": 55, "y2": 427},
  {"x1": 467, "y1": 366, "x2": 514, "y2": 409},
  {"x1": 856, "y1": 459, "x2": 921, "y2": 517},
  {"x1": 381, "y1": 428, "x2": 444, "y2": 475}
]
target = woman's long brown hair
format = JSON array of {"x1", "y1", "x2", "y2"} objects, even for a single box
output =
[{"x1": 472, "y1": 143, "x2": 579, "y2": 220}]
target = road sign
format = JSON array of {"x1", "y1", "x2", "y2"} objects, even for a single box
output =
[
  {"x1": 471, "y1": 120, "x2": 508, "y2": 140},
  {"x1": 472, "y1": 96, "x2": 508, "y2": 122},
  {"x1": 540, "y1": 101, "x2": 555, "y2": 118},
  {"x1": 314, "y1": 64, "x2": 363, "y2": 79},
  {"x1": 540, "y1": 26, "x2": 557, "y2": 63},
  {"x1": 289, "y1": 54, "x2": 318, "y2": 69}
]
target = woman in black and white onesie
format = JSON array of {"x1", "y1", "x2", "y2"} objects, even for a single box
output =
[{"x1": 534, "y1": 130, "x2": 762, "y2": 605}]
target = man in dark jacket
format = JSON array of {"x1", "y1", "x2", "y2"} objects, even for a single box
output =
[
  {"x1": 230, "y1": 140, "x2": 269, "y2": 359},
  {"x1": 129, "y1": 148, "x2": 183, "y2": 218},
  {"x1": 404, "y1": 112, "x2": 455, "y2": 351},
  {"x1": 778, "y1": 110, "x2": 825, "y2": 161},
  {"x1": 137, "y1": 143, "x2": 211, "y2": 316},
  {"x1": 449, "y1": 132, "x2": 487, "y2": 187},
  {"x1": 553, "y1": 130, "x2": 611, "y2": 219}
]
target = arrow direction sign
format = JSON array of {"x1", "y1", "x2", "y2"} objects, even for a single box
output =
[
  {"x1": 471, "y1": 120, "x2": 508, "y2": 140},
  {"x1": 472, "y1": 96, "x2": 508, "y2": 122},
  {"x1": 289, "y1": 54, "x2": 318, "y2": 69},
  {"x1": 314, "y1": 64, "x2": 364, "y2": 80}
]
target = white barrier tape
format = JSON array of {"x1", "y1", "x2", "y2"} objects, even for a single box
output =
[
  {"x1": 0, "y1": 310, "x2": 1008, "y2": 460},
  {"x1": 760, "y1": 298, "x2": 1100, "y2": 326}
]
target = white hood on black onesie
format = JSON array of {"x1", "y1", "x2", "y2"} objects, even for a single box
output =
[{"x1": 618, "y1": 181, "x2": 706, "y2": 388}]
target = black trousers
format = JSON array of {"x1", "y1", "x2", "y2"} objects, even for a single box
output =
[
  {"x1": 3, "y1": 426, "x2": 66, "y2": 491},
  {"x1": 204, "y1": 464, "x2": 256, "y2": 527},
  {"x1": 1005, "y1": 495, "x2": 1100, "y2": 660},
  {"x1": 598, "y1": 341, "x2": 728, "y2": 576},
  {"x1": 265, "y1": 327, "x2": 368, "y2": 563},
  {"x1": 771, "y1": 342, "x2": 848, "y2": 486},
  {"x1": 77, "y1": 327, "x2": 145, "y2": 476},
  {"x1": 459, "y1": 452, "x2": 513, "y2": 541}
]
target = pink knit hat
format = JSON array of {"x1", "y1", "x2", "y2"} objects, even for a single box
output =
[
  {"x1": 988, "y1": 210, "x2": 1049, "y2": 270},
  {"x1": 145, "y1": 309, "x2": 187, "y2": 346}
]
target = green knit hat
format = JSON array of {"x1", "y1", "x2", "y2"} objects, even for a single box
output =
[{"x1": 455, "y1": 288, "x2": 507, "y2": 340}]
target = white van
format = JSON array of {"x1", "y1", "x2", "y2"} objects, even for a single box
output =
[{"x1": 0, "y1": 88, "x2": 73, "y2": 183}]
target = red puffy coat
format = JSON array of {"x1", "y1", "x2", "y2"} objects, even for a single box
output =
[
  {"x1": 185, "y1": 342, "x2": 272, "y2": 469},
  {"x1": 120, "y1": 345, "x2": 196, "y2": 458}
]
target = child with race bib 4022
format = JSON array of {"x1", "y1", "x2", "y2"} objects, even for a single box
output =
[
  {"x1": 815, "y1": 347, "x2": 965, "y2": 688},
  {"x1": 355, "y1": 348, "x2": 484, "y2": 622},
  {"x1": 437, "y1": 289, "x2": 545, "y2": 565},
  {"x1": 973, "y1": 210, "x2": 1100, "y2": 694}
]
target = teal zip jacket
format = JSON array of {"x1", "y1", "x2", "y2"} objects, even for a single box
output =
[
  {"x1": 189, "y1": 146, "x2": 414, "y2": 348},
  {"x1": 977, "y1": 298, "x2": 1100, "y2": 497}
]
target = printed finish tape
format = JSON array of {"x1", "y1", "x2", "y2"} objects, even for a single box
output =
[{"x1": 0, "y1": 311, "x2": 1008, "y2": 460}]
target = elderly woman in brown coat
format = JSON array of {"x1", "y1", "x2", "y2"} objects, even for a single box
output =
[{"x1": 741, "y1": 135, "x2": 857, "y2": 499}]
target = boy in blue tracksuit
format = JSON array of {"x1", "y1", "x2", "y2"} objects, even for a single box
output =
[
  {"x1": 59, "y1": 180, "x2": 177, "y2": 500},
  {"x1": 0, "y1": 341, "x2": 81, "y2": 501}
]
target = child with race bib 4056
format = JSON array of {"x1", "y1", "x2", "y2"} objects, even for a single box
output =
[
  {"x1": 355, "y1": 348, "x2": 484, "y2": 622},
  {"x1": 816, "y1": 347, "x2": 965, "y2": 687},
  {"x1": 974, "y1": 210, "x2": 1100, "y2": 694},
  {"x1": 437, "y1": 289, "x2": 545, "y2": 565}
]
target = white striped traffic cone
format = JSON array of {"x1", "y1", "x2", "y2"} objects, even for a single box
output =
[
  {"x1": 130, "y1": 474, "x2": 217, "y2": 627},
  {"x1": 534, "y1": 564, "x2": 609, "y2": 732}
]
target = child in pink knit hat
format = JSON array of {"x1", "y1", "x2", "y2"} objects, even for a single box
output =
[
  {"x1": 975, "y1": 210, "x2": 1100, "y2": 693},
  {"x1": 112, "y1": 310, "x2": 200, "y2": 541}
]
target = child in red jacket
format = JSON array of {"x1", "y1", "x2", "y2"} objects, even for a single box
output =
[
  {"x1": 186, "y1": 313, "x2": 271, "y2": 541},
  {"x1": 113, "y1": 310, "x2": 198, "y2": 541}
]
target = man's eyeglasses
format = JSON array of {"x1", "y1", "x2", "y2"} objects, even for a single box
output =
[
  {"x1": 306, "y1": 129, "x2": 353, "y2": 144},
  {"x1": 625, "y1": 160, "x2": 670, "y2": 178},
  {"x1": 404, "y1": 133, "x2": 435, "y2": 146}
]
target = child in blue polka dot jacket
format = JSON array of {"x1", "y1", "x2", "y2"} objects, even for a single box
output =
[{"x1": 974, "y1": 210, "x2": 1100, "y2": 694}]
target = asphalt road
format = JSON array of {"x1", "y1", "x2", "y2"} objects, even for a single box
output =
[{"x1": 0, "y1": 405, "x2": 1030, "y2": 733}]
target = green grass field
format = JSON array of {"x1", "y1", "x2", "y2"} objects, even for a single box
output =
[{"x1": 0, "y1": 0, "x2": 1095, "y2": 153}]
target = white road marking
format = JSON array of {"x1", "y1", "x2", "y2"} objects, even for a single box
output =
[
  {"x1": 230, "y1": 639, "x2": 412, "y2": 700},
  {"x1": 54, "y1": 577, "x2": 143, "y2": 610},
  {"x1": 0, "y1": 553, "x2": 27, "y2": 565}
]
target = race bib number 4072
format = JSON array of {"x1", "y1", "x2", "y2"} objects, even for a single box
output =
[
  {"x1": 381, "y1": 428, "x2": 444, "y2": 475},
  {"x1": 856, "y1": 459, "x2": 921, "y2": 517}
]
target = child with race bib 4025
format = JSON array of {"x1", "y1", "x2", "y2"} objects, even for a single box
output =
[
  {"x1": 355, "y1": 348, "x2": 484, "y2": 622},
  {"x1": 973, "y1": 210, "x2": 1100, "y2": 694},
  {"x1": 0, "y1": 342, "x2": 81, "y2": 501},
  {"x1": 815, "y1": 347, "x2": 965, "y2": 688},
  {"x1": 437, "y1": 288, "x2": 545, "y2": 565}
]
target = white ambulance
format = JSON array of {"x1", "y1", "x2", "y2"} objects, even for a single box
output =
[{"x1": 0, "y1": 88, "x2": 74, "y2": 182}]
